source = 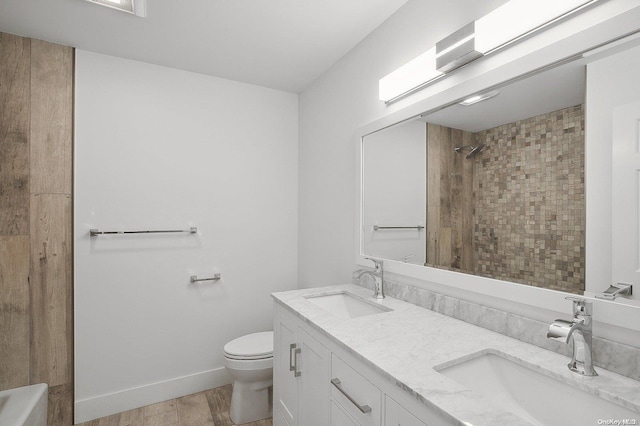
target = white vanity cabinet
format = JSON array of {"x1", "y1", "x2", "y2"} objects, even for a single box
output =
[
  {"x1": 273, "y1": 302, "x2": 452, "y2": 426},
  {"x1": 274, "y1": 304, "x2": 331, "y2": 426}
]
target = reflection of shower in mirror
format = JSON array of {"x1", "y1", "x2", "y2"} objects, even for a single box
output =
[{"x1": 454, "y1": 144, "x2": 485, "y2": 159}]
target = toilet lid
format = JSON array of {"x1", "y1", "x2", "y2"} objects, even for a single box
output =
[{"x1": 224, "y1": 331, "x2": 273, "y2": 360}]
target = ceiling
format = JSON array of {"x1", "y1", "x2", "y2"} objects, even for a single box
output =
[
  {"x1": 0, "y1": 0, "x2": 408, "y2": 92},
  {"x1": 419, "y1": 58, "x2": 587, "y2": 133}
]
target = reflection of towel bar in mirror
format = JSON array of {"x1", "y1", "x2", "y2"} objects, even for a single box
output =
[
  {"x1": 90, "y1": 227, "x2": 198, "y2": 237},
  {"x1": 190, "y1": 274, "x2": 221, "y2": 283},
  {"x1": 373, "y1": 225, "x2": 425, "y2": 230},
  {"x1": 595, "y1": 283, "x2": 632, "y2": 300}
]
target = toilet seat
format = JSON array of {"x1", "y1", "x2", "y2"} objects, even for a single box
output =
[
  {"x1": 224, "y1": 356, "x2": 273, "y2": 371},
  {"x1": 224, "y1": 331, "x2": 273, "y2": 360}
]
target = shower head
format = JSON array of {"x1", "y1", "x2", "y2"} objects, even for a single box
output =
[
  {"x1": 466, "y1": 143, "x2": 485, "y2": 159},
  {"x1": 454, "y1": 144, "x2": 485, "y2": 159}
]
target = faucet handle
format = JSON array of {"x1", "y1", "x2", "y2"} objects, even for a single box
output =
[
  {"x1": 364, "y1": 257, "x2": 383, "y2": 271},
  {"x1": 565, "y1": 296, "x2": 592, "y2": 316}
]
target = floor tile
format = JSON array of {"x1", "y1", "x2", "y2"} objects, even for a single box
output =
[
  {"x1": 144, "y1": 409, "x2": 178, "y2": 426},
  {"x1": 144, "y1": 399, "x2": 177, "y2": 417},
  {"x1": 176, "y1": 392, "x2": 214, "y2": 426},
  {"x1": 205, "y1": 384, "x2": 232, "y2": 414},
  {"x1": 74, "y1": 385, "x2": 272, "y2": 426}
]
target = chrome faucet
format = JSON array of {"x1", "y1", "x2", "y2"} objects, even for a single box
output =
[
  {"x1": 355, "y1": 258, "x2": 385, "y2": 300},
  {"x1": 547, "y1": 297, "x2": 597, "y2": 376},
  {"x1": 400, "y1": 254, "x2": 415, "y2": 263}
]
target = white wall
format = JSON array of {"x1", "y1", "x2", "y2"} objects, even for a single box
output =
[
  {"x1": 298, "y1": 0, "x2": 508, "y2": 288},
  {"x1": 298, "y1": 0, "x2": 640, "y2": 343},
  {"x1": 586, "y1": 43, "x2": 640, "y2": 303},
  {"x1": 362, "y1": 121, "x2": 426, "y2": 264},
  {"x1": 74, "y1": 51, "x2": 298, "y2": 422}
]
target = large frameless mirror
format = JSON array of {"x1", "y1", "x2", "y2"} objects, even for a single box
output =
[{"x1": 361, "y1": 37, "x2": 640, "y2": 302}]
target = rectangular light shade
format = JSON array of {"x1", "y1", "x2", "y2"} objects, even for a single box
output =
[
  {"x1": 379, "y1": 47, "x2": 442, "y2": 101},
  {"x1": 475, "y1": 0, "x2": 595, "y2": 54}
]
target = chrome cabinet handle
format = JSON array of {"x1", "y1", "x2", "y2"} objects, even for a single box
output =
[
  {"x1": 331, "y1": 378, "x2": 371, "y2": 414},
  {"x1": 289, "y1": 344, "x2": 296, "y2": 372},
  {"x1": 289, "y1": 343, "x2": 301, "y2": 377},
  {"x1": 293, "y1": 348, "x2": 301, "y2": 377}
]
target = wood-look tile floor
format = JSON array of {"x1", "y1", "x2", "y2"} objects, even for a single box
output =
[{"x1": 77, "y1": 385, "x2": 272, "y2": 426}]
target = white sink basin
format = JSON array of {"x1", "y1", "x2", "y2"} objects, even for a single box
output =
[
  {"x1": 436, "y1": 351, "x2": 639, "y2": 425},
  {"x1": 304, "y1": 291, "x2": 391, "y2": 319}
]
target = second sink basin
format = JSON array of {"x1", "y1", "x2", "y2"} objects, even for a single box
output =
[
  {"x1": 304, "y1": 291, "x2": 391, "y2": 319},
  {"x1": 435, "y1": 350, "x2": 639, "y2": 426}
]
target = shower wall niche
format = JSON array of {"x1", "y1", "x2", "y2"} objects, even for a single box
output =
[{"x1": 426, "y1": 104, "x2": 585, "y2": 294}]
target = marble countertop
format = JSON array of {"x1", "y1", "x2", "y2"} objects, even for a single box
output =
[{"x1": 272, "y1": 284, "x2": 640, "y2": 426}]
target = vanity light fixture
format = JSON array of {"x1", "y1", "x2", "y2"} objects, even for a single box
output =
[
  {"x1": 475, "y1": 0, "x2": 598, "y2": 54},
  {"x1": 435, "y1": 22, "x2": 482, "y2": 73},
  {"x1": 475, "y1": 0, "x2": 597, "y2": 54},
  {"x1": 84, "y1": 0, "x2": 146, "y2": 17},
  {"x1": 458, "y1": 90, "x2": 499, "y2": 106},
  {"x1": 379, "y1": 0, "x2": 600, "y2": 103},
  {"x1": 378, "y1": 47, "x2": 442, "y2": 102}
]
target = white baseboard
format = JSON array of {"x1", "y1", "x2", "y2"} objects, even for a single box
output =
[{"x1": 74, "y1": 367, "x2": 233, "y2": 424}]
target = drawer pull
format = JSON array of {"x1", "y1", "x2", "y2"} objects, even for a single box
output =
[{"x1": 331, "y1": 378, "x2": 372, "y2": 414}]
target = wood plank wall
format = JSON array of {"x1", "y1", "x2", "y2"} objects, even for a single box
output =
[
  {"x1": 426, "y1": 123, "x2": 474, "y2": 272},
  {"x1": 0, "y1": 32, "x2": 73, "y2": 426}
]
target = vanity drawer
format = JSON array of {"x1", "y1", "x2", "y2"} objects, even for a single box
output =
[
  {"x1": 331, "y1": 354, "x2": 382, "y2": 425},
  {"x1": 385, "y1": 396, "x2": 427, "y2": 426},
  {"x1": 331, "y1": 400, "x2": 358, "y2": 426}
]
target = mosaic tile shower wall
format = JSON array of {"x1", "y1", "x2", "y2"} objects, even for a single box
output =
[{"x1": 472, "y1": 104, "x2": 585, "y2": 294}]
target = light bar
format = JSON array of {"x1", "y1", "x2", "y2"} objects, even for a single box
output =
[
  {"x1": 379, "y1": 47, "x2": 442, "y2": 102},
  {"x1": 379, "y1": 0, "x2": 600, "y2": 103},
  {"x1": 475, "y1": 0, "x2": 596, "y2": 54}
]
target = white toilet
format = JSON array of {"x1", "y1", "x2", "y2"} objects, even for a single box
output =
[{"x1": 224, "y1": 331, "x2": 274, "y2": 424}]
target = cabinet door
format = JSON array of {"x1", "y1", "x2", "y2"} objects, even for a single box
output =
[
  {"x1": 385, "y1": 396, "x2": 400, "y2": 425},
  {"x1": 274, "y1": 406, "x2": 291, "y2": 426},
  {"x1": 385, "y1": 396, "x2": 427, "y2": 426},
  {"x1": 298, "y1": 327, "x2": 330, "y2": 426},
  {"x1": 397, "y1": 407, "x2": 427, "y2": 426},
  {"x1": 274, "y1": 308, "x2": 299, "y2": 426}
]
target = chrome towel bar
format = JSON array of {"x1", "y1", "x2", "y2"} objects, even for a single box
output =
[
  {"x1": 90, "y1": 227, "x2": 197, "y2": 237},
  {"x1": 373, "y1": 225, "x2": 424, "y2": 230},
  {"x1": 190, "y1": 274, "x2": 221, "y2": 283}
]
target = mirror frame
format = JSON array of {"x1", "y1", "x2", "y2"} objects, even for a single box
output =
[{"x1": 356, "y1": 1, "x2": 640, "y2": 339}]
